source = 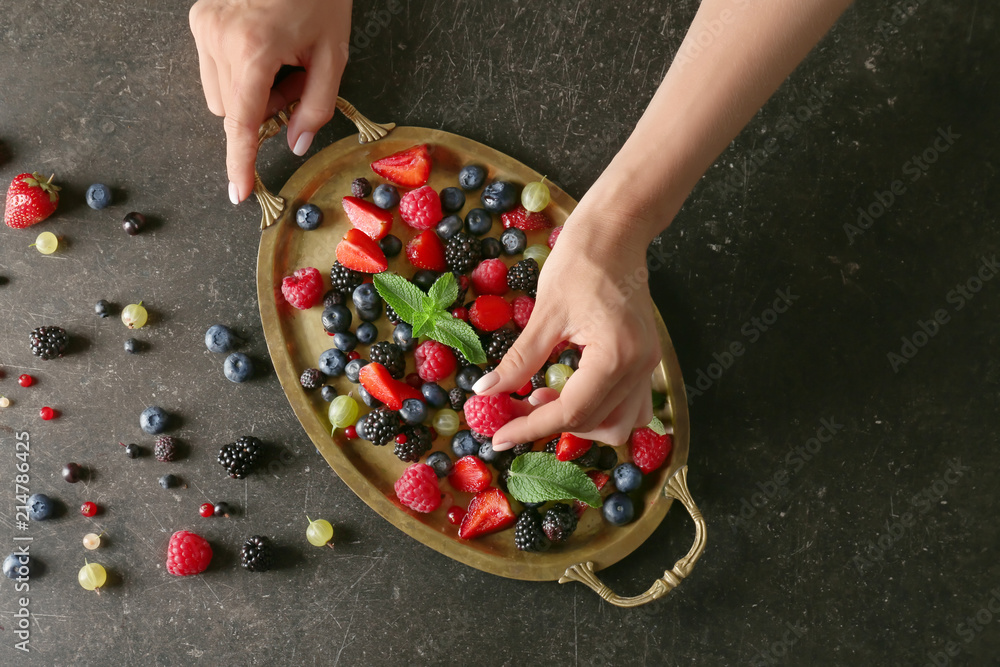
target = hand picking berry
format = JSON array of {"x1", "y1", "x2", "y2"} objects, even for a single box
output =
[
  {"x1": 4, "y1": 173, "x2": 60, "y2": 228},
  {"x1": 166, "y1": 530, "x2": 213, "y2": 576},
  {"x1": 629, "y1": 427, "x2": 673, "y2": 474},
  {"x1": 463, "y1": 394, "x2": 515, "y2": 437}
]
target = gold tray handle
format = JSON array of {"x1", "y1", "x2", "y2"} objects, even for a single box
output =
[
  {"x1": 253, "y1": 98, "x2": 396, "y2": 230},
  {"x1": 558, "y1": 465, "x2": 706, "y2": 608}
]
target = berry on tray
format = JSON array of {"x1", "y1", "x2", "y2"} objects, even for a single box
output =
[
  {"x1": 358, "y1": 362, "x2": 421, "y2": 410},
  {"x1": 394, "y1": 424, "x2": 433, "y2": 462},
  {"x1": 439, "y1": 186, "x2": 466, "y2": 213},
  {"x1": 556, "y1": 433, "x2": 591, "y2": 462},
  {"x1": 468, "y1": 295, "x2": 512, "y2": 332},
  {"x1": 501, "y1": 204, "x2": 552, "y2": 231},
  {"x1": 425, "y1": 451, "x2": 454, "y2": 478},
  {"x1": 541, "y1": 503, "x2": 578, "y2": 543},
  {"x1": 241, "y1": 535, "x2": 272, "y2": 572},
  {"x1": 328, "y1": 394, "x2": 360, "y2": 429},
  {"x1": 448, "y1": 455, "x2": 492, "y2": 493},
  {"x1": 336, "y1": 228, "x2": 388, "y2": 273},
  {"x1": 405, "y1": 229, "x2": 448, "y2": 271},
  {"x1": 351, "y1": 177, "x2": 372, "y2": 198},
  {"x1": 224, "y1": 352, "x2": 254, "y2": 382},
  {"x1": 362, "y1": 407, "x2": 402, "y2": 446},
  {"x1": 511, "y1": 295, "x2": 534, "y2": 329},
  {"x1": 500, "y1": 227, "x2": 527, "y2": 255},
  {"x1": 5, "y1": 173, "x2": 60, "y2": 228},
  {"x1": 514, "y1": 508, "x2": 551, "y2": 552},
  {"x1": 370, "y1": 144, "x2": 431, "y2": 188},
  {"x1": 521, "y1": 179, "x2": 551, "y2": 212},
  {"x1": 463, "y1": 394, "x2": 514, "y2": 437},
  {"x1": 342, "y1": 196, "x2": 392, "y2": 240},
  {"x1": 296, "y1": 203, "x2": 323, "y2": 230},
  {"x1": 85, "y1": 183, "x2": 112, "y2": 210},
  {"x1": 414, "y1": 340, "x2": 457, "y2": 383},
  {"x1": 481, "y1": 181, "x2": 518, "y2": 213},
  {"x1": 458, "y1": 165, "x2": 486, "y2": 191},
  {"x1": 29, "y1": 325, "x2": 68, "y2": 360},
  {"x1": 281, "y1": 267, "x2": 324, "y2": 310},
  {"x1": 458, "y1": 488, "x2": 516, "y2": 539},
  {"x1": 167, "y1": 530, "x2": 213, "y2": 576},
  {"x1": 464, "y1": 208, "x2": 492, "y2": 236},
  {"x1": 602, "y1": 492, "x2": 635, "y2": 526},
  {"x1": 507, "y1": 258, "x2": 539, "y2": 296},
  {"x1": 218, "y1": 436, "x2": 263, "y2": 479},
  {"x1": 486, "y1": 329, "x2": 518, "y2": 361},
  {"x1": 395, "y1": 463, "x2": 442, "y2": 513},
  {"x1": 373, "y1": 183, "x2": 400, "y2": 209},
  {"x1": 399, "y1": 185, "x2": 444, "y2": 231},
  {"x1": 613, "y1": 462, "x2": 643, "y2": 493},
  {"x1": 432, "y1": 408, "x2": 461, "y2": 438},
  {"x1": 548, "y1": 225, "x2": 563, "y2": 249},
  {"x1": 471, "y1": 258, "x2": 508, "y2": 295},
  {"x1": 444, "y1": 232, "x2": 482, "y2": 274},
  {"x1": 629, "y1": 427, "x2": 672, "y2": 474},
  {"x1": 436, "y1": 214, "x2": 463, "y2": 240}
]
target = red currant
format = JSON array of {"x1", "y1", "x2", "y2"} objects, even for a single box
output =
[
  {"x1": 428, "y1": 427, "x2": 438, "y2": 440},
  {"x1": 447, "y1": 507, "x2": 465, "y2": 525},
  {"x1": 39, "y1": 406, "x2": 55, "y2": 420},
  {"x1": 18, "y1": 374, "x2": 34, "y2": 388},
  {"x1": 404, "y1": 373, "x2": 422, "y2": 389},
  {"x1": 344, "y1": 425, "x2": 357, "y2": 439},
  {"x1": 80, "y1": 501, "x2": 98, "y2": 517},
  {"x1": 199, "y1": 503, "x2": 214, "y2": 518},
  {"x1": 395, "y1": 433, "x2": 408, "y2": 444},
  {"x1": 347, "y1": 351, "x2": 360, "y2": 361}
]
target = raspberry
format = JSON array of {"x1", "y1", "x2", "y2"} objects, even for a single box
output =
[
  {"x1": 394, "y1": 463, "x2": 442, "y2": 513},
  {"x1": 281, "y1": 267, "x2": 324, "y2": 310},
  {"x1": 629, "y1": 428, "x2": 673, "y2": 474},
  {"x1": 414, "y1": 340, "x2": 457, "y2": 382},
  {"x1": 511, "y1": 295, "x2": 535, "y2": 329},
  {"x1": 547, "y1": 225, "x2": 563, "y2": 249},
  {"x1": 463, "y1": 394, "x2": 515, "y2": 437},
  {"x1": 399, "y1": 185, "x2": 443, "y2": 230},
  {"x1": 468, "y1": 295, "x2": 512, "y2": 332},
  {"x1": 166, "y1": 530, "x2": 213, "y2": 576},
  {"x1": 501, "y1": 205, "x2": 552, "y2": 231},
  {"x1": 351, "y1": 177, "x2": 372, "y2": 198},
  {"x1": 470, "y1": 258, "x2": 508, "y2": 296},
  {"x1": 507, "y1": 258, "x2": 539, "y2": 297}
]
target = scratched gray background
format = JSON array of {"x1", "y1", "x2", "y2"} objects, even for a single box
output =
[{"x1": 0, "y1": 1, "x2": 998, "y2": 665}]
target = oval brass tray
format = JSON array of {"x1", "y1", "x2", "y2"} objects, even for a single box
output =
[{"x1": 255, "y1": 101, "x2": 704, "y2": 606}]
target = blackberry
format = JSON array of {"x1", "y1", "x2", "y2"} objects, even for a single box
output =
[
  {"x1": 299, "y1": 368, "x2": 324, "y2": 390},
  {"x1": 385, "y1": 304, "x2": 403, "y2": 325},
  {"x1": 497, "y1": 468, "x2": 510, "y2": 492},
  {"x1": 471, "y1": 430, "x2": 491, "y2": 445},
  {"x1": 394, "y1": 424, "x2": 433, "y2": 462},
  {"x1": 370, "y1": 341, "x2": 405, "y2": 379},
  {"x1": 154, "y1": 436, "x2": 178, "y2": 462},
  {"x1": 511, "y1": 442, "x2": 534, "y2": 458},
  {"x1": 483, "y1": 363, "x2": 498, "y2": 375},
  {"x1": 531, "y1": 370, "x2": 546, "y2": 391},
  {"x1": 330, "y1": 261, "x2": 363, "y2": 295},
  {"x1": 543, "y1": 437, "x2": 559, "y2": 454},
  {"x1": 323, "y1": 290, "x2": 345, "y2": 308},
  {"x1": 240, "y1": 535, "x2": 272, "y2": 572},
  {"x1": 507, "y1": 258, "x2": 539, "y2": 296},
  {"x1": 448, "y1": 387, "x2": 467, "y2": 411},
  {"x1": 444, "y1": 232, "x2": 482, "y2": 274},
  {"x1": 363, "y1": 408, "x2": 401, "y2": 447},
  {"x1": 450, "y1": 273, "x2": 469, "y2": 309},
  {"x1": 218, "y1": 436, "x2": 263, "y2": 479},
  {"x1": 351, "y1": 177, "x2": 372, "y2": 198},
  {"x1": 486, "y1": 329, "x2": 519, "y2": 361},
  {"x1": 29, "y1": 326, "x2": 68, "y2": 360},
  {"x1": 451, "y1": 346, "x2": 472, "y2": 367},
  {"x1": 513, "y1": 508, "x2": 551, "y2": 552},
  {"x1": 541, "y1": 503, "x2": 578, "y2": 543}
]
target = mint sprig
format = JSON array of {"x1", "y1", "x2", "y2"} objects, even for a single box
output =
[
  {"x1": 648, "y1": 416, "x2": 667, "y2": 435},
  {"x1": 373, "y1": 272, "x2": 487, "y2": 364},
  {"x1": 506, "y1": 453, "x2": 603, "y2": 507}
]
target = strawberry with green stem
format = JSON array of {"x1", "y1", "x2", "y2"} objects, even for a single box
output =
[{"x1": 5, "y1": 173, "x2": 60, "y2": 229}]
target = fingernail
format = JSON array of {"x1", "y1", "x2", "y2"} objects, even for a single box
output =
[
  {"x1": 472, "y1": 372, "x2": 499, "y2": 395},
  {"x1": 493, "y1": 441, "x2": 515, "y2": 451},
  {"x1": 527, "y1": 392, "x2": 544, "y2": 406},
  {"x1": 292, "y1": 131, "x2": 314, "y2": 156},
  {"x1": 228, "y1": 182, "x2": 240, "y2": 205}
]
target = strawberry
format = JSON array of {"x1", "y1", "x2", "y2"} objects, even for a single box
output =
[
  {"x1": 281, "y1": 267, "x2": 324, "y2": 309},
  {"x1": 501, "y1": 205, "x2": 552, "y2": 231},
  {"x1": 556, "y1": 433, "x2": 592, "y2": 462},
  {"x1": 468, "y1": 295, "x2": 512, "y2": 332},
  {"x1": 547, "y1": 225, "x2": 564, "y2": 249},
  {"x1": 448, "y1": 455, "x2": 492, "y2": 494},
  {"x1": 341, "y1": 196, "x2": 392, "y2": 240},
  {"x1": 405, "y1": 229, "x2": 447, "y2": 271},
  {"x1": 458, "y1": 488, "x2": 516, "y2": 539},
  {"x1": 5, "y1": 173, "x2": 60, "y2": 228},
  {"x1": 370, "y1": 144, "x2": 432, "y2": 188},
  {"x1": 470, "y1": 258, "x2": 508, "y2": 295},
  {"x1": 573, "y1": 471, "x2": 610, "y2": 518},
  {"x1": 358, "y1": 362, "x2": 423, "y2": 410},
  {"x1": 336, "y1": 228, "x2": 388, "y2": 273},
  {"x1": 629, "y1": 428, "x2": 673, "y2": 474}
]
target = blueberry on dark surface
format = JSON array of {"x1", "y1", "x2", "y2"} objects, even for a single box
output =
[
  {"x1": 542, "y1": 503, "x2": 578, "y2": 543},
  {"x1": 373, "y1": 183, "x2": 400, "y2": 209},
  {"x1": 140, "y1": 406, "x2": 170, "y2": 434},
  {"x1": 481, "y1": 181, "x2": 518, "y2": 213},
  {"x1": 558, "y1": 349, "x2": 581, "y2": 370},
  {"x1": 322, "y1": 305, "x2": 352, "y2": 334},
  {"x1": 3, "y1": 553, "x2": 33, "y2": 580},
  {"x1": 603, "y1": 492, "x2": 636, "y2": 525},
  {"x1": 448, "y1": 387, "x2": 467, "y2": 411},
  {"x1": 425, "y1": 451, "x2": 453, "y2": 478},
  {"x1": 356, "y1": 303, "x2": 382, "y2": 322},
  {"x1": 356, "y1": 322, "x2": 378, "y2": 345},
  {"x1": 240, "y1": 535, "x2": 272, "y2": 572},
  {"x1": 224, "y1": 352, "x2": 254, "y2": 382},
  {"x1": 444, "y1": 232, "x2": 482, "y2": 274},
  {"x1": 323, "y1": 289, "x2": 345, "y2": 308},
  {"x1": 370, "y1": 341, "x2": 405, "y2": 379},
  {"x1": 154, "y1": 436, "x2": 178, "y2": 462},
  {"x1": 465, "y1": 208, "x2": 492, "y2": 236},
  {"x1": 458, "y1": 164, "x2": 486, "y2": 191},
  {"x1": 392, "y1": 323, "x2": 416, "y2": 352},
  {"x1": 455, "y1": 365, "x2": 484, "y2": 392},
  {"x1": 159, "y1": 473, "x2": 179, "y2": 489},
  {"x1": 123, "y1": 337, "x2": 141, "y2": 354},
  {"x1": 436, "y1": 214, "x2": 463, "y2": 241},
  {"x1": 352, "y1": 282, "x2": 380, "y2": 311},
  {"x1": 320, "y1": 385, "x2": 337, "y2": 402},
  {"x1": 295, "y1": 203, "x2": 323, "y2": 230},
  {"x1": 480, "y1": 237, "x2": 502, "y2": 259},
  {"x1": 205, "y1": 324, "x2": 240, "y2": 353},
  {"x1": 85, "y1": 183, "x2": 112, "y2": 209},
  {"x1": 29, "y1": 326, "x2": 68, "y2": 360},
  {"x1": 421, "y1": 382, "x2": 447, "y2": 408},
  {"x1": 124, "y1": 443, "x2": 141, "y2": 458},
  {"x1": 299, "y1": 368, "x2": 324, "y2": 390},
  {"x1": 363, "y1": 408, "x2": 401, "y2": 446},
  {"x1": 318, "y1": 348, "x2": 348, "y2": 377},
  {"x1": 411, "y1": 270, "x2": 439, "y2": 292},
  {"x1": 598, "y1": 446, "x2": 619, "y2": 471},
  {"x1": 500, "y1": 227, "x2": 527, "y2": 255},
  {"x1": 613, "y1": 462, "x2": 643, "y2": 493},
  {"x1": 351, "y1": 177, "x2": 372, "y2": 198},
  {"x1": 478, "y1": 442, "x2": 501, "y2": 464},
  {"x1": 514, "y1": 508, "x2": 551, "y2": 552},
  {"x1": 345, "y1": 358, "x2": 368, "y2": 383},
  {"x1": 27, "y1": 493, "x2": 54, "y2": 521},
  {"x1": 399, "y1": 398, "x2": 427, "y2": 425},
  {"x1": 577, "y1": 443, "x2": 601, "y2": 468},
  {"x1": 394, "y1": 424, "x2": 433, "y2": 462},
  {"x1": 218, "y1": 436, "x2": 263, "y2": 479},
  {"x1": 379, "y1": 233, "x2": 402, "y2": 257},
  {"x1": 451, "y1": 430, "x2": 479, "y2": 458},
  {"x1": 329, "y1": 261, "x2": 363, "y2": 295},
  {"x1": 122, "y1": 211, "x2": 146, "y2": 235},
  {"x1": 334, "y1": 331, "x2": 358, "y2": 353},
  {"x1": 507, "y1": 258, "x2": 540, "y2": 296},
  {"x1": 95, "y1": 299, "x2": 114, "y2": 318},
  {"x1": 358, "y1": 385, "x2": 381, "y2": 408},
  {"x1": 439, "y1": 186, "x2": 466, "y2": 213}
]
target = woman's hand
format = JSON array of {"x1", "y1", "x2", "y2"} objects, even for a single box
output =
[{"x1": 189, "y1": 0, "x2": 353, "y2": 205}]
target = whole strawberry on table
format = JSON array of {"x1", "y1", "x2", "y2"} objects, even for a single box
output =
[{"x1": 4, "y1": 172, "x2": 60, "y2": 228}]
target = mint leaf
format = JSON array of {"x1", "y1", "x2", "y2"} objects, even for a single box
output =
[
  {"x1": 507, "y1": 453, "x2": 602, "y2": 507},
  {"x1": 373, "y1": 273, "x2": 425, "y2": 323},
  {"x1": 648, "y1": 416, "x2": 666, "y2": 435},
  {"x1": 428, "y1": 272, "x2": 458, "y2": 311},
  {"x1": 434, "y1": 316, "x2": 487, "y2": 364},
  {"x1": 412, "y1": 312, "x2": 432, "y2": 337}
]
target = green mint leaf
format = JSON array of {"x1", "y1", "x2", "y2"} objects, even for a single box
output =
[
  {"x1": 412, "y1": 312, "x2": 433, "y2": 337},
  {"x1": 507, "y1": 453, "x2": 602, "y2": 507},
  {"x1": 433, "y1": 316, "x2": 487, "y2": 364},
  {"x1": 428, "y1": 272, "x2": 458, "y2": 311},
  {"x1": 373, "y1": 273, "x2": 425, "y2": 324},
  {"x1": 648, "y1": 416, "x2": 667, "y2": 435}
]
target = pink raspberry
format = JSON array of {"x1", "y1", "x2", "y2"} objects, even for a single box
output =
[
  {"x1": 547, "y1": 225, "x2": 564, "y2": 249},
  {"x1": 166, "y1": 530, "x2": 213, "y2": 576},
  {"x1": 394, "y1": 463, "x2": 442, "y2": 513},
  {"x1": 463, "y1": 394, "x2": 515, "y2": 437},
  {"x1": 511, "y1": 295, "x2": 535, "y2": 329},
  {"x1": 629, "y1": 427, "x2": 673, "y2": 474},
  {"x1": 471, "y1": 258, "x2": 508, "y2": 296},
  {"x1": 280, "y1": 267, "x2": 323, "y2": 310},
  {"x1": 399, "y1": 185, "x2": 443, "y2": 230},
  {"x1": 414, "y1": 340, "x2": 457, "y2": 382}
]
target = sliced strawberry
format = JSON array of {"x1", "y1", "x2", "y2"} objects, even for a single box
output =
[
  {"x1": 586, "y1": 470, "x2": 610, "y2": 491},
  {"x1": 448, "y1": 455, "x2": 492, "y2": 494},
  {"x1": 370, "y1": 144, "x2": 432, "y2": 188},
  {"x1": 341, "y1": 196, "x2": 393, "y2": 240},
  {"x1": 458, "y1": 488, "x2": 516, "y2": 540},
  {"x1": 336, "y1": 228, "x2": 388, "y2": 273},
  {"x1": 501, "y1": 205, "x2": 552, "y2": 231},
  {"x1": 405, "y1": 229, "x2": 447, "y2": 272},
  {"x1": 358, "y1": 362, "x2": 422, "y2": 411},
  {"x1": 556, "y1": 433, "x2": 592, "y2": 462}
]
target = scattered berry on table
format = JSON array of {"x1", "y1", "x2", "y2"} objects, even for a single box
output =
[
  {"x1": 3, "y1": 553, "x2": 32, "y2": 579},
  {"x1": 29, "y1": 326, "x2": 68, "y2": 360},
  {"x1": 224, "y1": 352, "x2": 254, "y2": 382},
  {"x1": 411, "y1": 269, "x2": 439, "y2": 292},
  {"x1": 281, "y1": 267, "x2": 324, "y2": 309},
  {"x1": 356, "y1": 321, "x2": 378, "y2": 344},
  {"x1": 399, "y1": 398, "x2": 428, "y2": 425},
  {"x1": 370, "y1": 144, "x2": 431, "y2": 188},
  {"x1": 295, "y1": 203, "x2": 323, "y2": 230},
  {"x1": 439, "y1": 186, "x2": 466, "y2": 213},
  {"x1": 121, "y1": 211, "x2": 146, "y2": 235},
  {"x1": 0, "y1": 396, "x2": 10, "y2": 408},
  {"x1": 458, "y1": 164, "x2": 486, "y2": 191},
  {"x1": 447, "y1": 506, "x2": 465, "y2": 525},
  {"x1": 345, "y1": 358, "x2": 368, "y2": 383},
  {"x1": 511, "y1": 295, "x2": 535, "y2": 329},
  {"x1": 342, "y1": 196, "x2": 392, "y2": 240},
  {"x1": 85, "y1": 183, "x2": 112, "y2": 209},
  {"x1": 425, "y1": 451, "x2": 453, "y2": 478},
  {"x1": 432, "y1": 408, "x2": 461, "y2": 438},
  {"x1": 486, "y1": 329, "x2": 519, "y2": 361},
  {"x1": 399, "y1": 185, "x2": 444, "y2": 230},
  {"x1": 514, "y1": 507, "x2": 551, "y2": 552},
  {"x1": 27, "y1": 493, "x2": 53, "y2": 521},
  {"x1": 471, "y1": 258, "x2": 508, "y2": 295},
  {"x1": 459, "y1": 488, "x2": 516, "y2": 540},
  {"x1": 413, "y1": 340, "x2": 457, "y2": 383},
  {"x1": 501, "y1": 204, "x2": 552, "y2": 231},
  {"x1": 123, "y1": 442, "x2": 141, "y2": 458},
  {"x1": 328, "y1": 395, "x2": 360, "y2": 429},
  {"x1": 394, "y1": 424, "x2": 432, "y2": 462},
  {"x1": 83, "y1": 534, "x2": 101, "y2": 550},
  {"x1": 158, "y1": 474, "x2": 180, "y2": 489},
  {"x1": 507, "y1": 258, "x2": 539, "y2": 296},
  {"x1": 370, "y1": 341, "x2": 405, "y2": 379},
  {"x1": 167, "y1": 530, "x2": 213, "y2": 576},
  {"x1": 336, "y1": 228, "x2": 389, "y2": 273},
  {"x1": 62, "y1": 462, "x2": 82, "y2": 483},
  {"x1": 32, "y1": 230, "x2": 58, "y2": 254},
  {"x1": 199, "y1": 503, "x2": 214, "y2": 517},
  {"x1": 306, "y1": 518, "x2": 334, "y2": 547},
  {"x1": 613, "y1": 462, "x2": 643, "y2": 493},
  {"x1": 557, "y1": 348, "x2": 581, "y2": 370},
  {"x1": 548, "y1": 225, "x2": 563, "y2": 248},
  {"x1": 78, "y1": 561, "x2": 107, "y2": 591},
  {"x1": 480, "y1": 237, "x2": 502, "y2": 259},
  {"x1": 541, "y1": 503, "x2": 578, "y2": 543},
  {"x1": 448, "y1": 387, "x2": 467, "y2": 411},
  {"x1": 140, "y1": 406, "x2": 171, "y2": 434},
  {"x1": 4, "y1": 172, "x2": 60, "y2": 228},
  {"x1": 361, "y1": 407, "x2": 402, "y2": 446},
  {"x1": 334, "y1": 331, "x2": 358, "y2": 353},
  {"x1": 322, "y1": 304, "x2": 353, "y2": 334},
  {"x1": 521, "y1": 179, "x2": 551, "y2": 212},
  {"x1": 481, "y1": 181, "x2": 518, "y2": 213},
  {"x1": 351, "y1": 177, "x2": 372, "y2": 198},
  {"x1": 455, "y1": 365, "x2": 484, "y2": 393},
  {"x1": 121, "y1": 302, "x2": 148, "y2": 329},
  {"x1": 406, "y1": 229, "x2": 448, "y2": 271},
  {"x1": 80, "y1": 501, "x2": 98, "y2": 517},
  {"x1": 545, "y1": 363, "x2": 574, "y2": 392},
  {"x1": 464, "y1": 208, "x2": 492, "y2": 236},
  {"x1": 598, "y1": 445, "x2": 619, "y2": 470},
  {"x1": 394, "y1": 463, "x2": 442, "y2": 513},
  {"x1": 469, "y1": 295, "x2": 512, "y2": 332},
  {"x1": 372, "y1": 183, "x2": 400, "y2": 209},
  {"x1": 18, "y1": 374, "x2": 34, "y2": 387},
  {"x1": 95, "y1": 300, "x2": 114, "y2": 318},
  {"x1": 448, "y1": 455, "x2": 492, "y2": 493},
  {"x1": 218, "y1": 436, "x2": 263, "y2": 479},
  {"x1": 436, "y1": 214, "x2": 463, "y2": 240},
  {"x1": 124, "y1": 338, "x2": 142, "y2": 354},
  {"x1": 444, "y1": 232, "x2": 482, "y2": 274},
  {"x1": 154, "y1": 436, "x2": 179, "y2": 462},
  {"x1": 577, "y1": 443, "x2": 601, "y2": 468},
  {"x1": 602, "y1": 492, "x2": 635, "y2": 526},
  {"x1": 629, "y1": 427, "x2": 673, "y2": 474},
  {"x1": 39, "y1": 406, "x2": 56, "y2": 421},
  {"x1": 556, "y1": 433, "x2": 592, "y2": 462},
  {"x1": 422, "y1": 382, "x2": 448, "y2": 408},
  {"x1": 214, "y1": 502, "x2": 232, "y2": 517},
  {"x1": 500, "y1": 227, "x2": 527, "y2": 255},
  {"x1": 379, "y1": 233, "x2": 402, "y2": 258}
]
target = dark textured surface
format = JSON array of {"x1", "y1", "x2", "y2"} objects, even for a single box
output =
[{"x1": 1, "y1": 1, "x2": 998, "y2": 665}]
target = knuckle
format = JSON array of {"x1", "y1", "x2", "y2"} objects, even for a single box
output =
[{"x1": 563, "y1": 406, "x2": 591, "y2": 431}]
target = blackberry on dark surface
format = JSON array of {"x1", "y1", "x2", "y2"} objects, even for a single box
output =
[
  {"x1": 299, "y1": 368, "x2": 324, "y2": 390},
  {"x1": 29, "y1": 326, "x2": 68, "y2": 360},
  {"x1": 385, "y1": 304, "x2": 403, "y2": 325},
  {"x1": 351, "y1": 177, "x2": 372, "y2": 198},
  {"x1": 444, "y1": 232, "x2": 482, "y2": 274},
  {"x1": 218, "y1": 436, "x2": 263, "y2": 479},
  {"x1": 448, "y1": 387, "x2": 467, "y2": 411},
  {"x1": 363, "y1": 408, "x2": 401, "y2": 447},
  {"x1": 543, "y1": 437, "x2": 559, "y2": 454},
  {"x1": 329, "y1": 261, "x2": 363, "y2": 294},
  {"x1": 514, "y1": 508, "x2": 551, "y2": 552},
  {"x1": 541, "y1": 503, "x2": 578, "y2": 543},
  {"x1": 370, "y1": 341, "x2": 405, "y2": 379},
  {"x1": 154, "y1": 436, "x2": 178, "y2": 462},
  {"x1": 486, "y1": 328, "x2": 519, "y2": 361},
  {"x1": 507, "y1": 258, "x2": 539, "y2": 296},
  {"x1": 511, "y1": 442, "x2": 534, "y2": 458},
  {"x1": 393, "y1": 424, "x2": 433, "y2": 462},
  {"x1": 240, "y1": 535, "x2": 272, "y2": 572}
]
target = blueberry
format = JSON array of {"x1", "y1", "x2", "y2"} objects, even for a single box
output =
[
  {"x1": 478, "y1": 442, "x2": 500, "y2": 464},
  {"x1": 613, "y1": 463, "x2": 643, "y2": 493},
  {"x1": 27, "y1": 493, "x2": 53, "y2": 521},
  {"x1": 425, "y1": 452, "x2": 454, "y2": 478},
  {"x1": 602, "y1": 492, "x2": 635, "y2": 526},
  {"x1": 205, "y1": 324, "x2": 240, "y2": 353},
  {"x1": 320, "y1": 386, "x2": 337, "y2": 402},
  {"x1": 421, "y1": 382, "x2": 448, "y2": 408},
  {"x1": 158, "y1": 474, "x2": 179, "y2": 489},
  {"x1": 455, "y1": 365, "x2": 484, "y2": 392},
  {"x1": 3, "y1": 553, "x2": 33, "y2": 579},
  {"x1": 295, "y1": 203, "x2": 323, "y2": 230},
  {"x1": 124, "y1": 443, "x2": 141, "y2": 458},
  {"x1": 123, "y1": 338, "x2": 141, "y2": 354},
  {"x1": 393, "y1": 323, "x2": 416, "y2": 352},
  {"x1": 140, "y1": 406, "x2": 171, "y2": 434},
  {"x1": 480, "y1": 237, "x2": 502, "y2": 259},
  {"x1": 358, "y1": 385, "x2": 381, "y2": 408},
  {"x1": 352, "y1": 283, "x2": 380, "y2": 311},
  {"x1": 558, "y1": 349, "x2": 581, "y2": 370},
  {"x1": 481, "y1": 181, "x2": 518, "y2": 213},
  {"x1": 373, "y1": 184, "x2": 399, "y2": 209},
  {"x1": 345, "y1": 358, "x2": 368, "y2": 383},
  {"x1": 356, "y1": 322, "x2": 378, "y2": 345},
  {"x1": 379, "y1": 234, "x2": 402, "y2": 257},
  {"x1": 458, "y1": 165, "x2": 486, "y2": 191},
  {"x1": 452, "y1": 430, "x2": 479, "y2": 458},
  {"x1": 355, "y1": 414, "x2": 369, "y2": 440},
  {"x1": 440, "y1": 187, "x2": 466, "y2": 213},
  {"x1": 318, "y1": 348, "x2": 348, "y2": 377},
  {"x1": 224, "y1": 353, "x2": 254, "y2": 383},
  {"x1": 85, "y1": 183, "x2": 112, "y2": 209},
  {"x1": 436, "y1": 214, "x2": 463, "y2": 240},
  {"x1": 356, "y1": 303, "x2": 382, "y2": 322},
  {"x1": 577, "y1": 443, "x2": 601, "y2": 468},
  {"x1": 412, "y1": 270, "x2": 438, "y2": 292},
  {"x1": 501, "y1": 228, "x2": 527, "y2": 255},
  {"x1": 322, "y1": 305, "x2": 352, "y2": 334},
  {"x1": 334, "y1": 332, "x2": 358, "y2": 353},
  {"x1": 597, "y1": 445, "x2": 619, "y2": 471},
  {"x1": 399, "y1": 398, "x2": 428, "y2": 425},
  {"x1": 465, "y1": 208, "x2": 492, "y2": 236},
  {"x1": 95, "y1": 300, "x2": 114, "y2": 318}
]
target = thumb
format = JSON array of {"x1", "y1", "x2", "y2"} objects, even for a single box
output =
[
  {"x1": 473, "y1": 318, "x2": 561, "y2": 396},
  {"x1": 286, "y1": 47, "x2": 343, "y2": 156}
]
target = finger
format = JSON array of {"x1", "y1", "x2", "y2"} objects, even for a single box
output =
[
  {"x1": 473, "y1": 319, "x2": 562, "y2": 397},
  {"x1": 222, "y1": 61, "x2": 278, "y2": 204},
  {"x1": 634, "y1": 380, "x2": 654, "y2": 428},
  {"x1": 266, "y1": 69, "x2": 307, "y2": 117},
  {"x1": 492, "y1": 390, "x2": 559, "y2": 452},
  {"x1": 576, "y1": 383, "x2": 647, "y2": 446},
  {"x1": 287, "y1": 47, "x2": 343, "y2": 156},
  {"x1": 195, "y1": 45, "x2": 224, "y2": 116}
]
